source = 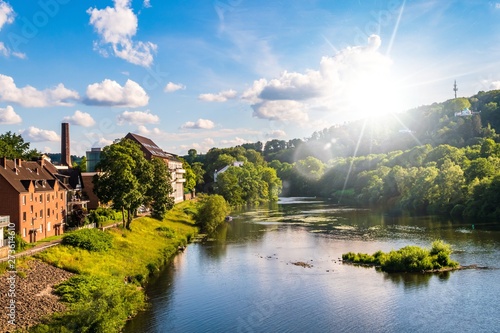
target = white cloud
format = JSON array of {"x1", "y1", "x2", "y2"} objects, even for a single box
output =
[
  {"x1": 198, "y1": 89, "x2": 237, "y2": 102},
  {"x1": 164, "y1": 82, "x2": 186, "y2": 93},
  {"x1": 143, "y1": 0, "x2": 151, "y2": 8},
  {"x1": 0, "y1": 74, "x2": 79, "y2": 107},
  {"x1": 20, "y1": 126, "x2": 59, "y2": 142},
  {"x1": 84, "y1": 79, "x2": 149, "y2": 107},
  {"x1": 489, "y1": 81, "x2": 500, "y2": 90},
  {"x1": 0, "y1": 1, "x2": 14, "y2": 31},
  {"x1": 92, "y1": 137, "x2": 113, "y2": 148},
  {"x1": 252, "y1": 100, "x2": 309, "y2": 123},
  {"x1": 242, "y1": 34, "x2": 394, "y2": 123},
  {"x1": 181, "y1": 118, "x2": 215, "y2": 129},
  {"x1": 63, "y1": 110, "x2": 96, "y2": 127},
  {"x1": 118, "y1": 110, "x2": 160, "y2": 125},
  {"x1": 88, "y1": 0, "x2": 157, "y2": 67},
  {"x1": 220, "y1": 137, "x2": 249, "y2": 146},
  {"x1": 0, "y1": 105, "x2": 21, "y2": 124},
  {"x1": 266, "y1": 129, "x2": 287, "y2": 138}
]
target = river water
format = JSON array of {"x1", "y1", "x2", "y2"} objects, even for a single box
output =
[{"x1": 124, "y1": 198, "x2": 500, "y2": 333}]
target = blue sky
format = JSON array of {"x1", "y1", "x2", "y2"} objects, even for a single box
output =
[{"x1": 1, "y1": 0, "x2": 500, "y2": 156}]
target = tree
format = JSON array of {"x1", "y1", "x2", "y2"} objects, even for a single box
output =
[
  {"x1": 0, "y1": 131, "x2": 40, "y2": 159},
  {"x1": 147, "y1": 158, "x2": 174, "y2": 220},
  {"x1": 195, "y1": 194, "x2": 230, "y2": 233},
  {"x1": 93, "y1": 139, "x2": 152, "y2": 229}
]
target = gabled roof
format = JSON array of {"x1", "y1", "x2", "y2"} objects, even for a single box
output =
[
  {"x1": 125, "y1": 133, "x2": 181, "y2": 161},
  {"x1": 0, "y1": 159, "x2": 67, "y2": 193}
]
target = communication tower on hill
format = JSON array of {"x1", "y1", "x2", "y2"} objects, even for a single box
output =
[{"x1": 453, "y1": 80, "x2": 458, "y2": 98}]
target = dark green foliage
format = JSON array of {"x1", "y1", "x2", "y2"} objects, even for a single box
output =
[
  {"x1": 0, "y1": 131, "x2": 40, "y2": 160},
  {"x1": 87, "y1": 207, "x2": 123, "y2": 227},
  {"x1": 195, "y1": 194, "x2": 231, "y2": 233},
  {"x1": 14, "y1": 233, "x2": 28, "y2": 251},
  {"x1": 147, "y1": 158, "x2": 174, "y2": 220},
  {"x1": 343, "y1": 240, "x2": 459, "y2": 273},
  {"x1": 62, "y1": 229, "x2": 113, "y2": 252},
  {"x1": 41, "y1": 275, "x2": 145, "y2": 333},
  {"x1": 155, "y1": 226, "x2": 176, "y2": 238}
]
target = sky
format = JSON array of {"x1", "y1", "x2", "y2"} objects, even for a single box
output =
[{"x1": 1, "y1": 0, "x2": 500, "y2": 156}]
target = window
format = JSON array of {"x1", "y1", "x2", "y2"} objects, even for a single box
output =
[
  {"x1": 23, "y1": 228, "x2": 26, "y2": 237},
  {"x1": 47, "y1": 208, "x2": 50, "y2": 217},
  {"x1": 23, "y1": 212, "x2": 26, "y2": 222},
  {"x1": 60, "y1": 193, "x2": 63, "y2": 200},
  {"x1": 22, "y1": 195, "x2": 26, "y2": 205},
  {"x1": 56, "y1": 202, "x2": 58, "y2": 209},
  {"x1": 47, "y1": 195, "x2": 50, "y2": 202},
  {"x1": 40, "y1": 209, "x2": 43, "y2": 218},
  {"x1": 30, "y1": 205, "x2": 33, "y2": 214},
  {"x1": 39, "y1": 194, "x2": 43, "y2": 202},
  {"x1": 30, "y1": 193, "x2": 33, "y2": 201},
  {"x1": 40, "y1": 224, "x2": 43, "y2": 233},
  {"x1": 47, "y1": 222, "x2": 51, "y2": 232}
]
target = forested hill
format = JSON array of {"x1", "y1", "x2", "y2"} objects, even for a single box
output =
[
  {"x1": 184, "y1": 90, "x2": 500, "y2": 219},
  {"x1": 263, "y1": 90, "x2": 500, "y2": 163}
]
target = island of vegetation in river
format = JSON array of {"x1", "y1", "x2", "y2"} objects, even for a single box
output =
[{"x1": 342, "y1": 240, "x2": 460, "y2": 273}]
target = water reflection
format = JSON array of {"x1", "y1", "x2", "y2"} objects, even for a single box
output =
[{"x1": 383, "y1": 271, "x2": 452, "y2": 289}]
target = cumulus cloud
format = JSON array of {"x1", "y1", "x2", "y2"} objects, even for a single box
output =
[
  {"x1": 84, "y1": 79, "x2": 149, "y2": 107},
  {"x1": 143, "y1": 0, "x2": 151, "y2": 8},
  {"x1": 198, "y1": 89, "x2": 237, "y2": 102},
  {"x1": 118, "y1": 110, "x2": 159, "y2": 125},
  {"x1": 220, "y1": 137, "x2": 249, "y2": 146},
  {"x1": 0, "y1": 1, "x2": 14, "y2": 31},
  {"x1": 63, "y1": 110, "x2": 96, "y2": 127},
  {"x1": 88, "y1": 0, "x2": 157, "y2": 67},
  {"x1": 266, "y1": 129, "x2": 287, "y2": 138},
  {"x1": 252, "y1": 100, "x2": 308, "y2": 123},
  {"x1": 0, "y1": 74, "x2": 79, "y2": 107},
  {"x1": 164, "y1": 82, "x2": 186, "y2": 93},
  {"x1": 489, "y1": 81, "x2": 500, "y2": 90},
  {"x1": 92, "y1": 137, "x2": 114, "y2": 148},
  {"x1": 20, "y1": 126, "x2": 59, "y2": 142},
  {"x1": 181, "y1": 118, "x2": 215, "y2": 129},
  {"x1": 0, "y1": 105, "x2": 21, "y2": 124},
  {"x1": 241, "y1": 34, "x2": 393, "y2": 123}
]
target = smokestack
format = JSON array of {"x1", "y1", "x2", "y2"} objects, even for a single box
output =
[{"x1": 61, "y1": 123, "x2": 71, "y2": 167}]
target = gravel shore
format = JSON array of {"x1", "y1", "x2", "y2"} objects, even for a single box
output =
[{"x1": 0, "y1": 259, "x2": 73, "y2": 332}]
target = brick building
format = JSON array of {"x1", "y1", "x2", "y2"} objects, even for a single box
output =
[{"x1": 0, "y1": 158, "x2": 67, "y2": 243}]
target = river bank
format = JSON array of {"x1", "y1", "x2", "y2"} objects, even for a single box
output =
[{"x1": 1, "y1": 201, "x2": 198, "y2": 332}]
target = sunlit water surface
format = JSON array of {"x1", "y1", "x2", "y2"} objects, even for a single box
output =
[{"x1": 124, "y1": 198, "x2": 500, "y2": 333}]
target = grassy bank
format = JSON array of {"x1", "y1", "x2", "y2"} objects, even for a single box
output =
[{"x1": 25, "y1": 200, "x2": 198, "y2": 333}]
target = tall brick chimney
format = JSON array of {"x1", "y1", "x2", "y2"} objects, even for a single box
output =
[{"x1": 61, "y1": 122, "x2": 71, "y2": 167}]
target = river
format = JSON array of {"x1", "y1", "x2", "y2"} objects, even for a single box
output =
[{"x1": 124, "y1": 198, "x2": 500, "y2": 333}]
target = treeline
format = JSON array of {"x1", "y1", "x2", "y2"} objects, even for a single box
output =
[{"x1": 183, "y1": 146, "x2": 282, "y2": 206}]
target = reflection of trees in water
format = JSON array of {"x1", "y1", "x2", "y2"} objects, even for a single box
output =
[{"x1": 383, "y1": 271, "x2": 451, "y2": 289}]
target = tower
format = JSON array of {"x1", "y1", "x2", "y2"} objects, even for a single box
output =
[
  {"x1": 61, "y1": 123, "x2": 71, "y2": 167},
  {"x1": 453, "y1": 80, "x2": 458, "y2": 99}
]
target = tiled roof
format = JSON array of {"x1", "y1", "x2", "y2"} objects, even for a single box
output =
[
  {"x1": 0, "y1": 159, "x2": 65, "y2": 193},
  {"x1": 125, "y1": 133, "x2": 181, "y2": 161}
]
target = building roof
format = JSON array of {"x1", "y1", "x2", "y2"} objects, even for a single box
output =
[
  {"x1": 0, "y1": 158, "x2": 68, "y2": 193},
  {"x1": 125, "y1": 133, "x2": 181, "y2": 162}
]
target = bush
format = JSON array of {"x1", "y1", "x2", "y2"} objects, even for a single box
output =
[
  {"x1": 195, "y1": 194, "x2": 231, "y2": 233},
  {"x1": 155, "y1": 226, "x2": 176, "y2": 239},
  {"x1": 48, "y1": 275, "x2": 145, "y2": 333},
  {"x1": 343, "y1": 240, "x2": 459, "y2": 273},
  {"x1": 62, "y1": 229, "x2": 113, "y2": 252}
]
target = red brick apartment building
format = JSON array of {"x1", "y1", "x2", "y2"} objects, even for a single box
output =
[{"x1": 0, "y1": 158, "x2": 67, "y2": 243}]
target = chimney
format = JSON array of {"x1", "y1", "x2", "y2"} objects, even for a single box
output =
[
  {"x1": 2, "y1": 157, "x2": 5, "y2": 168},
  {"x1": 61, "y1": 123, "x2": 71, "y2": 167}
]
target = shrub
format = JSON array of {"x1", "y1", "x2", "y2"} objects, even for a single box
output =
[
  {"x1": 155, "y1": 226, "x2": 176, "y2": 239},
  {"x1": 195, "y1": 194, "x2": 230, "y2": 233},
  {"x1": 50, "y1": 275, "x2": 145, "y2": 333},
  {"x1": 343, "y1": 240, "x2": 459, "y2": 273},
  {"x1": 62, "y1": 229, "x2": 113, "y2": 252}
]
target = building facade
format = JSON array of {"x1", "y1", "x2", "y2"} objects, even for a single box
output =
[
  {"x1": 125, "y1": 133, "x2": 186, "y2": 203},
  {"x1": 0, "y1": 158, "x2": 67, "y2": 243}
]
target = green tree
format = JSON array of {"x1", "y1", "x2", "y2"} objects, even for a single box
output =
[
  {"x1": 94, "y1": 139, "x2": 152, "y2": 229},
  {"x1": 0, "y1": 131, "x2": 40, "y2": 159},
  {"x1": 147, "y1": 158, "x2": 174, "y2": 220},
  {"x1": 195, "y1": 194, "x2": 230, "y2": 233}
]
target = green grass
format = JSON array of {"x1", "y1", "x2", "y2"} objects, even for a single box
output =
[
  {"x1": 28, "y1": 201, "x2": 198, "y2": 333},
  {"x1": 36, "y1": 201, "x2": 197, "y2": 280}
]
